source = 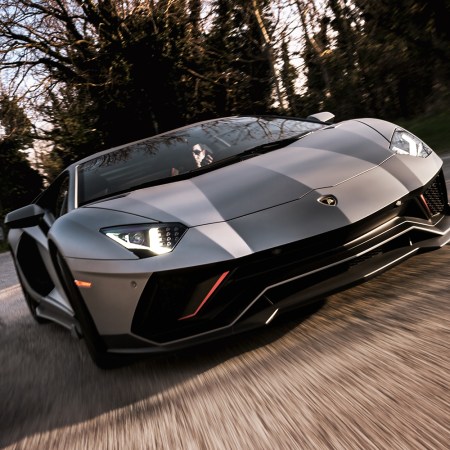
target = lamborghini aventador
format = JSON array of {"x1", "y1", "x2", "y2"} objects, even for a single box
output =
[{"x1": 5, "y1": 113, "x2": 450, "y2": 367}]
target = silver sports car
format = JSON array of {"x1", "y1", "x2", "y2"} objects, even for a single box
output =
[{"x1": 5, "y1": 113, "x2": 450, "y2": 367}]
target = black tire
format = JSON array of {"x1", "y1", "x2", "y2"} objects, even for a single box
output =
[
  {"x1": 53, "y1": 249, "x2": 123, "y2": 369},
  {"x1": 12, "y1": 256, "x2": 49, "y2": 324}
]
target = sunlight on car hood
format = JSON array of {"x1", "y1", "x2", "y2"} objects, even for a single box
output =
[{"x1": 84, "y1": 121, "x2": 393, "y2": 226}]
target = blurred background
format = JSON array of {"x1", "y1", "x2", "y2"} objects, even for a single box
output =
[{"x1": 1, "y1": 0, "x2": 450, "y2": 243}]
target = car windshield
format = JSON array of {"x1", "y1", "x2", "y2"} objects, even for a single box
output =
[{"x1": 76, "y1": 116, "x2": 324, "y2": 205}]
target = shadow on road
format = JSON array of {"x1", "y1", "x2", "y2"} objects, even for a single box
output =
[{"x1": 0, "y1": 294, "x2": 324, "y2": 447}]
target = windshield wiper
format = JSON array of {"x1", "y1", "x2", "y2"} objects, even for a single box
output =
[{"x1": 236, "y1": 131, "x2": 311, "y2": 158}]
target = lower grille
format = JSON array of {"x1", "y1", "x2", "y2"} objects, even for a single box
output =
[
  {"x1": 131, "y1": 265, "x2": 238, "y2": 342},
  {"x1": 131, "y1": 223, "x2": 418, "y2": 344},
  {"x1": 423, "y1": 172, "x2": 447, "y2": 216}
]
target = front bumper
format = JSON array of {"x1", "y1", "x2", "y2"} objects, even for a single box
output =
[{"x1": 68, "y1": 171, "x2": 450, "y2": 354}]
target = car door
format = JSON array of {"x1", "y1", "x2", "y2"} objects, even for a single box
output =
[{"x1": 13, "y1": 171, "x2": 75, "y2": 316}]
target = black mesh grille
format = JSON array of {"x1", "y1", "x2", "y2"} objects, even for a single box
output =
[
  {"x1": 131, "y1": 264, "x2": 240, "y2": 342},
  {"x1": 423, "y1": 172, "x2": 447, "y2": 216}
]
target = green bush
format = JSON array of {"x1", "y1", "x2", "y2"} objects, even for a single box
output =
[{"x1": 398, "y1": 111, "x2": 450, "y2": 155}]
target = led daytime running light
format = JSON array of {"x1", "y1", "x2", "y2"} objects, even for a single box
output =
[{"x1": 101, "y1": 223, "x2": 186, "y2": 256}]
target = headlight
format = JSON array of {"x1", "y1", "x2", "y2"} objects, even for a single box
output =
[
  {"x1": 101, "y1": 223, "x2": 187, "y2": 257},
  {"x1": 389, "y1": 128, "x2": 432, "y2": 158}
]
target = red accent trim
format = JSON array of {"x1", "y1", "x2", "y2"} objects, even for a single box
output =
[
  {"x1": 420, "y1": 194, "x2": 432, "y2": 216},
  {"x1": 178, "y1": 271, "x2": 230, "y2": 320}
]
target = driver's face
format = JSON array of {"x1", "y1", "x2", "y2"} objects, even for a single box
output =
[{"x1": 192, "y1": 144, "x2": 206, "y2": 167}]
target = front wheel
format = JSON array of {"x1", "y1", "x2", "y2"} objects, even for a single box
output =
[{"x1": 53, "y1": 249, "x2": 123, "y2": 369}]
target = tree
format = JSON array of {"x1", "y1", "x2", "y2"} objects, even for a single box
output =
[
  {"x1": 298, "y1": 0, "x2": 450, "y2": 120},
  {"x1": 0, "y1": 0, "x2": 199, "y2": 161},
  {"x1": 280, "y1": 38, "x2": 300, "y2": 115},
  {"x1": 0, "y1": 93, "x2": 43, "y2": 236},
  {"x1": 353, "y1": 0, "x2": 450, "y2": 117},
  {"x1": 201, "y1": 0, "x2": 278, "y2": 116}
]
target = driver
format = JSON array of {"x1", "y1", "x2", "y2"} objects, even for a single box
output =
[
  {"x1": 171, "y1": 143, "x2": 214, "y2": 176},
  {"x1": 192, "y1": 143, "x2": 214, "y2": 168}
]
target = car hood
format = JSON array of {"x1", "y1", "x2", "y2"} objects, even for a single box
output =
[{"x1": 85, "y1": 120, "x2": 393, "y2": 226}]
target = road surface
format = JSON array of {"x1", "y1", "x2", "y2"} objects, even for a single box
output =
[{"x1": 1, "y1": 157, "x2": 449, "y2": 449}]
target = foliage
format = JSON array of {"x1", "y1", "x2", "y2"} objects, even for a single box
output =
[
  {"x1": 0, "y1": 94, "x2": 43, "y2": 233},
  {"x1": 398, "y1": 111, "x2": 450, "y2": 155},
  {"x1": 298, "y1": 0, "x2": 450, "y2": 120},
  {"x1": 199, "y1": 0, "x2": 277, "y2": 117}
]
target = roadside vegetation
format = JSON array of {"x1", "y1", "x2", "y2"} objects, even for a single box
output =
[{"x1": 399, "y1": 111, "x2": 450, "y2": 155}]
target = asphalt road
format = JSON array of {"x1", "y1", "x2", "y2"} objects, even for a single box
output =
[{"x1": 1, "y1": 158, "x2": 449, "y2": 449}]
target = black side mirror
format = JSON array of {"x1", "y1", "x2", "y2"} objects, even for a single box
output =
[{"x1": 4, "y1": 204, "x2": 45, "y2": 229}]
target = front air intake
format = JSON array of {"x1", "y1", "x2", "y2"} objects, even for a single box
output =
[{"x1": 423, "y1": 172, "x2": 447, "y2": 216}]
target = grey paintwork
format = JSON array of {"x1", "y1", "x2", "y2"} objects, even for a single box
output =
[
  {"x1": 6, "y1": 117, "x2": 450, "y2": 352},
  {"x1": 81, "y1": 120, "x2": 395, "y2": 227},
  {"x1": 52, "y1": 120, "x2": 441, "y2": 262}
]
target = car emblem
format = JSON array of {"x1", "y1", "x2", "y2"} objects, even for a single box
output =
[{"x1": 318, "y1": 195, "x2": 338, "y2": 206}]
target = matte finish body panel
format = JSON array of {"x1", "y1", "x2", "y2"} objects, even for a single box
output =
[
  {"x1": 5, "y1": 115, "x2": 450, "y2": 360},
  {"x1": 86, "y1": 120, "x2": 395, "y2": 226}
]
